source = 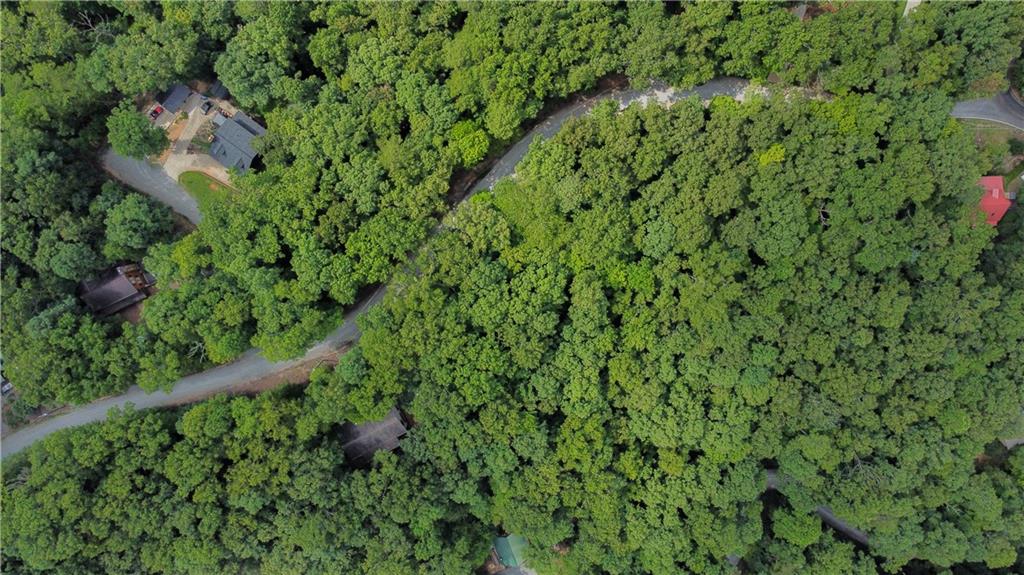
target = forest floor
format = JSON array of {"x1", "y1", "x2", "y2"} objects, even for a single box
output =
[{"x1": 166, "y1": 346, "x2": 346, "y2": 407}]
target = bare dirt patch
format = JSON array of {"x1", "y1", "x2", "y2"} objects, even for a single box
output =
[
  {"x1": 117, "y1": 302, "x2": 144, "y2": 325},
  {"x1": 166, "y1": 344, "x2": 351, "y2": 407},
  {"x1": 156, "y1": 118, "x2": 189, "y2": 163}
]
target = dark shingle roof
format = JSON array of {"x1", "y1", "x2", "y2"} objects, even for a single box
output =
[
  {"x1": 339, "y1": 408, "x2": 408, "y2": 465},
  {"x1": 233, "y1": 112, "x2": 266, "y2": 137},
  {"x1": 160, "y1": 84, "x2": 190, "y2": 114},
  {"x1": 209, "y1": 112, "x2": 266, "y2": 172},
  {"x1": 79, "y1": 268, "x2": 146, "y2": 316}
]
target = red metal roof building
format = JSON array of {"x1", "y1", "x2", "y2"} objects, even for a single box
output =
[{"x1": 978, "y1": 176, "x2": 1011, "y2": 226}]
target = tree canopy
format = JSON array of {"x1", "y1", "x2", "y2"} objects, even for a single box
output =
[
  {"x1": 4, "y1": 0, "x2": 1022, "y2": 410},
  {"x1": 106, "y1": 100, "x2": 168, "y2": 159},
  {"x1": 3, "y1": 2, "x2": 1024, "y2": 572},
  {"x1": 6, "y1": 85, "x2": 1024, "y2": 575},
  {"x1": 311, "y1": 92, "x2": 1024, "y2": 573}
]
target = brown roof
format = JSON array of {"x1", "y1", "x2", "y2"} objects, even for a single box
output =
[{"x1": 79, "y1": 265, "x2": 154, "y2": 317}]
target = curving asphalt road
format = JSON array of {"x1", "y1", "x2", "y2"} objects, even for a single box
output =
[
  {"x1": 7, "y1": 79, "x2": 1022, "y2": 461},
  {"x1": 765, "y1": 469, "x2": 870, "y2": 546},
  {"x1": 2, "y1": 78, "x2": 752, "y2": 459},
  {"x1": 7, "y1": 78, "x2": 1023, "y2": 564},
  {"x1": 951, "y1": 91, "x2": 1024, "y2": 132},
  {"x1": 1, "y1": 287, "x2": 385, "y2": 457},
  {"x1": 470, "y1": 77, "x2": 748, "y2": 194}
]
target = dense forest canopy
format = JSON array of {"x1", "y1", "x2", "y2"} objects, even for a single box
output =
[
  {"x1": 5, "y1": 81, "x2": 1024, "y2": 575},
  {"x1": 3, "y1": 1, "x2": 1024, "y2": 574},
  {"x1": 3, "y1": 0, "x2": 1023, "y2": 409}
]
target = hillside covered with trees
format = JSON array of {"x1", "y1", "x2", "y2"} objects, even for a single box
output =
[
  {"x1": 4, "y1": 1, "x2": 1024, "y2": 574},
  {"x1": 6, "y1": 75, "x2": 1024, "y2": 573},
  {"x1": 3, "y1": 0, "x2": 1023, "y2": 410}
]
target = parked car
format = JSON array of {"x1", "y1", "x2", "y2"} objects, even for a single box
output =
[
  {"x1": 149, "y1": 105, "x2": 164, "y2": 121},
  {"x1": 200, "y1": 101, "x2": 213, "y2": 115},
  {"x1": 2, "y1": 382, "x2": 13, "y2": 396}
]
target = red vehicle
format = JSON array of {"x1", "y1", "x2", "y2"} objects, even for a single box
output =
[{"x1": 149, "y1": 105, "x2": 164, "y2": 121}]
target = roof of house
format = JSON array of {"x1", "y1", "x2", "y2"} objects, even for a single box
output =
[
  {"x1": 209, "y1": 80, "x2": 229, "y2": 100},
  {"x1": 233, "y1": 112, "x2": 266, "y2": 137},
  {"x1": 978, "y1": 175, "x2": 1011, "y2": 226},
  {"x1": 79, "y1": 269, "x2": 145, "y2": 317},
  {"x1": 339, "y1": 408, "x2": 408, "y2": 465},
  {"x1": 494, "y1": 535, "x2": 529, "y2": 568},
  {"x1": 160, "y1": 84, "x2": 191, "y2": 114},
  {"x1": 209, "y1": 112, "x2": 266, "y2": 172}
]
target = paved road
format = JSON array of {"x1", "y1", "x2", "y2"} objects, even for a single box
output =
[
  {"x1": 951, "y1": 91, "x2": 1024, "y2": 132},
  {"x1": 101, "y1": 149, "x2": 202, "y2": 224},
  {"x1": 1, "y1": 287, "x2": 385, "y2": 457},
  {"x1": 470, "y1": 77, "x2": 748, "y2": 194},
  {"x1": 6, "y1": 77, "x2": 1022, "y2": 558},
  {"x1": 9, "y1": 78, "x2": 1022, "y2": 460},
  {"x1": 2, "y1": 77, "x2": 750, "y2": 459},
  {"x1": 765, "y1": 469, "x2": 871, "y2": 546}
]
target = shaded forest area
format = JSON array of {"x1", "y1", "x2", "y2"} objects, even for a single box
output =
[{"x1": 7, "y1": 59, "x2": 1024, "y2": 575}]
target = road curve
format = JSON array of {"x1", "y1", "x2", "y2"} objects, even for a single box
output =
[
  {"x1": 470, "y1": 77, "x2": 748, "y2": 195},
  {"x1": 765, "y1": 469, "x2": 871, "y2": 546},
  {"x1": 8, "y1": 79, "x2": 1021, "y2": 459},
  {"x1": 1, "y1": 287, "x2": 385, "y2": 457},
  {"x1": 2, "y1": 78, "x2": 750, "y2": 459},
  {"x1": 951, "y1": 91, "x2": 1024, "y2": 132},
  {"x1": 101, "y1": 149, "x2": 203, "y2": 224}
]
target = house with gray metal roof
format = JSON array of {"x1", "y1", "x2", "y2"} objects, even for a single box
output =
[{"x1": 209, "y1": 111, "x2": 266, "y2": 172}]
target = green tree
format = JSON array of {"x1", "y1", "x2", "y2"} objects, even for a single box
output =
[
  {"x1": 450, "y1": 120, "x2": 490, "y2": 167},
  {"x1": 107, "y1": 100, "x2": 167, "y2": 159},
  {"x1": 103, "y1": 189, "x2": 174, "y2": 260}
]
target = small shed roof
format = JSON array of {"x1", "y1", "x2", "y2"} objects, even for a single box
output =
[
  {"x1": 160, "y1": 84, "x2": 191, "y2": 114},
  {"x1": 494, "y1": 535, "x2": 528, "y2": 568},
  {"x1": 978, "y1": 175, "x2": 1010, "y2": 226},
  {"x1": 339, "y1": 408, "x2": 408, "y2": 465}
]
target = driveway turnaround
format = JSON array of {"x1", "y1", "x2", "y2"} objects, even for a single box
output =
[
  {"x1": 951, "y1": 91, "x2": 1024, "y2": 132},
  {"x1": 101, "y1": 148, "x2": 202, "y2": 224}
]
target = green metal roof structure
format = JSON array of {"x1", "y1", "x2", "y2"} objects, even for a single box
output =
[{"x1": 493, "y1": 534, "x2": 528, "y2": 567}]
